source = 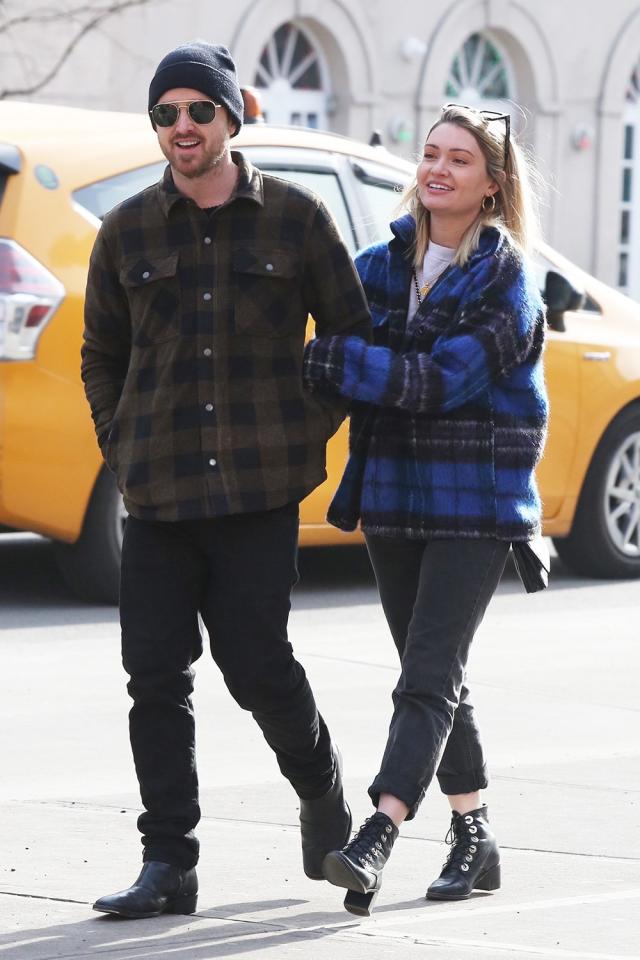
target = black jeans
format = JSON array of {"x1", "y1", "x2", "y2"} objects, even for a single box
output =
[
  {"x1": 119, "y1": 503, "x2": 333, "y2": 869},
  {"x1": 365, "y1": 535, "x2": 509, "y2": 820}
]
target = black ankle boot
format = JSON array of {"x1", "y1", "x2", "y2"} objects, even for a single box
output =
[
  {"x1": 299, "y1": 745, "x2": 352, "y2": 880},
  {"x1": 322, "y1": 811, "x2": 399, "y2": 916},
  {"x1": 426, "y1": 805, "x2": 500, "y2": 901},
  {"x1": 93, "y1": 861, "x2": 198, "y2": 918}
]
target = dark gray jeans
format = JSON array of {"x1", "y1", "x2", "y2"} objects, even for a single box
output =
[
  {"x1": 120, "y1": 503, "x2": 334, "y2": 869},
  {"x1": 365, "y1": 535, "x2": 509, "y2": 819}
]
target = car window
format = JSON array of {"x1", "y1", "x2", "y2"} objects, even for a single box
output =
[
  {"x1": 72, "y1": 159, "x2": 358, "y2": 258},
  {"x1": 351, "y1": 159, "x2": 409, "y2": 242},
  {"x1": 73, "y1": 162, "x2": 166, "y2": 220},
  {"x1": 533, "y1": 251, "x2": 601, "y2": 314},
  {"x1": 256, "y1": 166, "x2": 357, "y2": 255}
]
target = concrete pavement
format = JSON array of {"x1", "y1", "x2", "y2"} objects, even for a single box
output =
[{"x1": 0, "y1": 542, "x2": 639, "y2": 958}]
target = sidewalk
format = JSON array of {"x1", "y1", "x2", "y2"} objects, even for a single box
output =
[{"x1": 1, "y1": 556, "x2": 639, "y2": 959}]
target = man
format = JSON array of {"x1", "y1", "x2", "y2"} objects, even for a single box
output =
[{"x1": 81, "y1": 40, "x2": 371, "y2": 919}]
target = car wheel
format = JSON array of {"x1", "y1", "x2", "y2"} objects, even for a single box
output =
[
  {"x1": 54, "y1": 467, "x2": 125, "y2": 603},
  {"x1": 553, "y1": 405, "x2": 640, "y2": 578}
]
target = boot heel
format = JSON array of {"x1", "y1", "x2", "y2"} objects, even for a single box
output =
[
  {"x1": 344, "y1": 888, "x2": 379, "y2": 917},
  {"x1": 166, "y1": 893, "x2": 198, "y2": 915},
  {"x1": 475, "y1": 862, "x2": 500, "y2": 892}
]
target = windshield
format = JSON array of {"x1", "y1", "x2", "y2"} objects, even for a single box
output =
[{"x1": 0, "y1": 143, "x2": 21, "y2": 210}]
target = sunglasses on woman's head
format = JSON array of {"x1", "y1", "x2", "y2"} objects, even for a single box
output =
[
  {"x1": 442, "y1": 103, "x2": 511, "y2": 169},
  {"x1": 150, "y1": 99, "x2": 221, "y2": 127}
]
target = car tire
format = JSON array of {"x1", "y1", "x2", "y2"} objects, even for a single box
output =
[
  {"x1": 54, "y1": 467, "x2": 124, "y2": 603},
  {"x1": 553, "y1": 404, "x2": 640, "y2": 579}
]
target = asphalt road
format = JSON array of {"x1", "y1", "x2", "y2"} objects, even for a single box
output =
[{"x1": 1, "y1": 534, "x2": 639, "y2": 959}]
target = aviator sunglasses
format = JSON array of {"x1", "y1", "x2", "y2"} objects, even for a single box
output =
[
  {"x1": 443, "y1": 103, "x2": 511, "y2": 169},
  {"x1": 150, "y1": 99, "x2": 221, "y2": 127}
]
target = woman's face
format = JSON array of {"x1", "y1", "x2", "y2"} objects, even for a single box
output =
[{"x1": 416, "y1": 122, "x2": 499, "y2": 220}]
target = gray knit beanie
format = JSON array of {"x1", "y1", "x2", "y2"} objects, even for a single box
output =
[{"x1": 148, "y1": 41, "x2": 243, "y2": 135}]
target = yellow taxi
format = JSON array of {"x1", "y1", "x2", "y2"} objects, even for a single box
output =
[{"x1": 1, "y1": 101, "x2": 640, "y2": 601}]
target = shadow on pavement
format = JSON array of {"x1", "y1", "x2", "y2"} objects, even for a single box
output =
[
  {"x1": 0, "y1": 900, "x2": 358, "y2": 960},
  {"x1": 0, "y1": 534, "x2": 117, "y2": 627},
  {"x1": 294, "y1": 541, "x2": 619, "y2": 605},
  {"x1": 0, "y1": 533, "x2": 624, "y2": 626}
]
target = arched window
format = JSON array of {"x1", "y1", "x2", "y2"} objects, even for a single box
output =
[
  {"x1": 618, "y1": 63, "x2": 640, "y2": 299},
  {"x1": 445, "y1": 33, "x2": 514, "y2": 109},
  {"x1": 253, "y1": 23, "x2": 329, "y2": 129}
]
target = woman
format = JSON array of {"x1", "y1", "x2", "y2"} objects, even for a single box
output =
[{"x1": 303, "y1": 104, "x2": 548, "y2": 916}]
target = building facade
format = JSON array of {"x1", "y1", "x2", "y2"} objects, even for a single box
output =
[{"x1": 3, "y1": 0, "x2": 640, "y2": 295}]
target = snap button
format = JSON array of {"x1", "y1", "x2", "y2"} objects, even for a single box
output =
[
  {"x1": 203, "y1": 347, "x2": 212, "y2": 357},
  {"x1": 142, "y1": 270, "x2": 150, "y2": 280},
  {"x1": 205, "y1": 403, "x2": 213, "y2": 412},
  {"x1": 208, "y1": 458, "x2": 217, "y2": 467},
  {"x1": 203, "y1": 292, "x2": 212, "y2": 301},
  {"x1": 265, "y1": 263, "x2": 274, "y2": 271},
  {"x1": 204, "y1": 236, "x2": 212, "y2": 245}
]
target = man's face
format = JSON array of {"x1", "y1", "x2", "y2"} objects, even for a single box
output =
[{"x1": 154, "y1": 87, "x2": 236, "y2": 180}]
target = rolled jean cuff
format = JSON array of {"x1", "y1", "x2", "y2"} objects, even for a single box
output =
[
  {"x1": 367, "y1": 775, "x2": 426, "y2": 822},
  {"x1": 436, "y1": 765, "x2": 489, "y2": 797}
]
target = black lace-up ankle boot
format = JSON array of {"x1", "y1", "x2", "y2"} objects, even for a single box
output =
[
  {"x1": 322, "y1": 811, "x2": 399, "y2": 916},
  {"x1": 426, "y1": 805, "x2": 500, "y2": 901}
]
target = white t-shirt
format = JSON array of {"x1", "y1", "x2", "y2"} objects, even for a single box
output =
[{"x1": 407, "y1": 241, "x2": 456, "y2": 323}]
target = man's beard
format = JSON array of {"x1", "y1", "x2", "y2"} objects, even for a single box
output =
[{"x1": 163, "y1": 140, "x2": 227, "y2": 180}]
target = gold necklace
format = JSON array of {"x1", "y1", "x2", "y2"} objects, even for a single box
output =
[
  {"x1": 413, "y1": 263, "x2": 452, "y2": 303},
  {"x1": 413, "y1": 271, "x2": 431, "y2": 304}
]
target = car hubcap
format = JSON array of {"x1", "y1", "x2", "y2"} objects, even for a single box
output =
[{"x1": 604, "y1": 430, "x2": 640, "y2": 557}]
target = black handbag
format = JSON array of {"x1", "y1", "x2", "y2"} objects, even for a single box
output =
[{"x1": 512, "y1": 535, "x2": 550, "y2": 593}]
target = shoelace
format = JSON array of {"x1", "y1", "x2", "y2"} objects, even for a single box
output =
[
  {"x1": 442, "y1": 815, "x2": 481, "y2": 869},
  {"x1": 344, "y1": 814, "x2": 391, "y2": 866}
]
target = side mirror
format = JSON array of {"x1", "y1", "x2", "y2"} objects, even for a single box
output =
[{"x1": 543, "y1": 270, "x2": 585, "y2": 332}]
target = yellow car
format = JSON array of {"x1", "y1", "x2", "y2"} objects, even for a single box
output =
[{"x1": 1, "y1": 102, "x2": 640, "y2": 602}]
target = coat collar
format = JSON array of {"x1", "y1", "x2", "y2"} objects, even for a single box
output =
[{"x1": 389, "y1": 213, "x2": 506, "y2": 265}]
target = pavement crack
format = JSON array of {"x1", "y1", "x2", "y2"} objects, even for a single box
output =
[
  {"x1": 0, "y1": 890, "x2": 88, "y2": 905},
  {"x1": 3, "y1": 799, "x2": 638, "y2": 863},
  {"x1": 494, "y1": 773, "x2": 640, "y2": 794}
]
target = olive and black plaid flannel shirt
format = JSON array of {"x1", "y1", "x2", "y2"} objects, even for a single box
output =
[{"x1": 81, "y1": 153, "x2": 371, "y2": 521}]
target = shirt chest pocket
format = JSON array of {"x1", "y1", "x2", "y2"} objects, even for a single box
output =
[
  {"x1": 120, "y1": 252, "x2": 181, "y2": 346},
  {"x1": 231, "y1": 248, "x2": 302, "y2": 338}
]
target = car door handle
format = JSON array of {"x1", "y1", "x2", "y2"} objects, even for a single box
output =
[{"x1": 583, "y1": 351, "x2": 611, "y2": 361}]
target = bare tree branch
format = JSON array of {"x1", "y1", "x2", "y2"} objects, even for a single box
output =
[
  {"x1": 0, "y1": 0, "x2": 154, "y2": 99},
  {"x1": 0, "y1": 3, "x2": 146, "y2": 35}
]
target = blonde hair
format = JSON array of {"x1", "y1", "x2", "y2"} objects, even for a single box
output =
[{"x1": 402, "y1": 104, "x2": 540, "y2": 270}]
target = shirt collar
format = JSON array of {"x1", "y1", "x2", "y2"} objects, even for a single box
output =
[{"x1": 156, "y1": 150, "x2": 264, "y2": 216}]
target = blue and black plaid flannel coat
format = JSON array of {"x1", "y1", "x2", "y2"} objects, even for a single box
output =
[
  {"x1": 303, "y1": 215, "x2": 549, "y2": 541},
  {"x1": 81, "y1": 154, "x2": 371, "y2": 521}
]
